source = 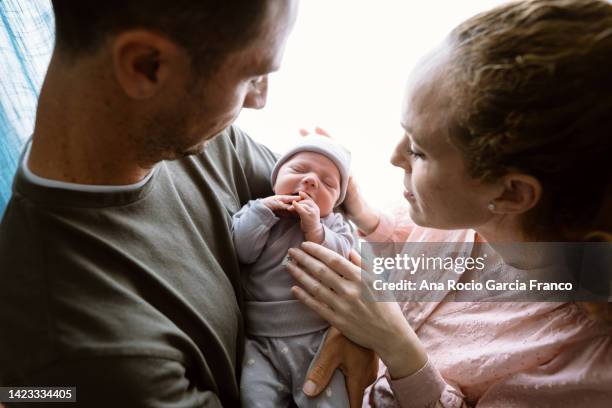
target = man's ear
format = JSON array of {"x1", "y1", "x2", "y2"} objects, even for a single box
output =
[
  {"x1": 111, "y1": 30, "x2": 183, "y2": 99},
  {"x1": 490, "y1": 173, "x2": 542, "y2": 215}
]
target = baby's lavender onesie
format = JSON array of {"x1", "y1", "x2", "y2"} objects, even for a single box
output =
[{"x1": 232, "y1": 199, "x2": 354, "y2": 407}]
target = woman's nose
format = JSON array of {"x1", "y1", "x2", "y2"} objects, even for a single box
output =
[{"x1": 390, "y1": 145, "x2": 411, "y2": 172}]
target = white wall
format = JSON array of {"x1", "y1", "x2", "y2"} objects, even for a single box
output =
[{"x1": 236, "y1": 0, "x2": 507, "y2": 210}]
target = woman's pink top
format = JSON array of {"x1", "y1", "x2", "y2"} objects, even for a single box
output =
[{"x1": 361, "y1": 210, "x2": 612, "y2": 407}]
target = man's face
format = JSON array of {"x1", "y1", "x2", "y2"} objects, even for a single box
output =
[
  {"x1": 273, "y1": 152, "x2": 341, "y2": 217},
  {"x1": 141, "y1": 0, "x2": 299, "y2": 162}
]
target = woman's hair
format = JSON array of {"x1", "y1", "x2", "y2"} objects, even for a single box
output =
[{"x1": 446, "y1": 0, "x2": 611, "y2": 322}]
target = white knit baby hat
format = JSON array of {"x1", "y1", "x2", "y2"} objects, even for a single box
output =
[{"x1": 270, "y1": 135, "x2": 351, "y2": 207}]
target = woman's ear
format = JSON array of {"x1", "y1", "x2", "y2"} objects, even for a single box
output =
[
  {"x1": 111, "y1": 30, "x2": 183, "y2": 99},
  {"x1": 490, "y1": 173, "x2": 542, "y2": 214}
]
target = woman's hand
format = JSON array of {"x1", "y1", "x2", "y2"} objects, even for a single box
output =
[
  {"x1": 287, "y1": 243, "x2": 428, "y2": 379},
  {"x1": 342, "y1": 176, "x2": 381, "y2": 235}
]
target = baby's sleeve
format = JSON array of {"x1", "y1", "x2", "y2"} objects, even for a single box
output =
[
  {"x1": 231, "y1": 199, "x2": 279, "y2": 264},
  {"x1": 320, "y1": 213, "x2": 355, "y2": 259}
]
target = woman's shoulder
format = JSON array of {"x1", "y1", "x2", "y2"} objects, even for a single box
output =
[
  {"x1": 366, "y1": 205, "x2": 476, "y2": 244},
  {"x1": 404, "y1": 223, "x2": 475, "y2": 243},
  {"x1": 388, "y1": 205, "x2": 476, "y2": 243}
]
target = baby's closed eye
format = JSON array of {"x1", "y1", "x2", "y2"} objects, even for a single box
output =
[
  {"x1": 292, "y1": 165, "x2": 307, "y2": 172},
  {"x1": 324, "y1": 177, "x2": 338, "y2": 188}
]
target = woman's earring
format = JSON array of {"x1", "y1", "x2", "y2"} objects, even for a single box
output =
[{"x1": 488, "y1": 202, "x2": 496, "y2": 211}]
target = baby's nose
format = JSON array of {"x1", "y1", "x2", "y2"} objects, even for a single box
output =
[{"x1": 302, "y1": 174, "x2": 318, "y2": 188}]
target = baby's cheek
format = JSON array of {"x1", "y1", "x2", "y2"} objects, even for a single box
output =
[
  {"x1": 274, "y1": 176, "x2": 293, "y2": 195},
  {"x1": 317, "y1": 195, "x2": 334, "y2": 217}
]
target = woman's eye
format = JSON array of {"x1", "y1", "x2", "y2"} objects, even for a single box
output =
[{"x1": 407, "y1": 147, "x2": 425, "y2": 159}]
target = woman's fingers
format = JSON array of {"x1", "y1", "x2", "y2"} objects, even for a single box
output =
[
  {"x1": 286, "y1": 255, "x2": 343, "y2": 297},
  {"x1": 349, "y1": 249, "x2": 362, "y2": 267},
  {"x1": 298, "y1": 127, "x2": 333, "y2": 138},
  {"x1": 288, "y1": 247, "x2": 349, "y2": 294},
  {"x1": 314, "y1": 126, "x2": 332, "y2": 137},
  {"x1": 300, "y1": 242, "x2": 361, "y2": 282},
  {"x1": 291, "y1": 286, "x2": 337, "y2": 324},
  {"x1": 286, "y1": 262, "x2": 343, "y2": 311}
]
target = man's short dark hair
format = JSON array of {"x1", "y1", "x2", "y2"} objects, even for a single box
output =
[{"x1": 51, "y1": 0, "x2": 269, "y2": 73}]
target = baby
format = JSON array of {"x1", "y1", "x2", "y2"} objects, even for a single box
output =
[{"x1": 232, "y1": 135, "x2": 353, "y2": 407}]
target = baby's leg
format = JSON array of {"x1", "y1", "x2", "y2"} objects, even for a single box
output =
[
  {"x1": 241, "y1": 336, "x2": 292, "y2": 407},
  {"x1": 285, "y1": 329, "x2": 350, "y2": 408}
]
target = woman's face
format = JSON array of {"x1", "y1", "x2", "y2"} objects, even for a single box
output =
[{"x1": 391, "y1": 46, "x2": 500, "y2": 230}]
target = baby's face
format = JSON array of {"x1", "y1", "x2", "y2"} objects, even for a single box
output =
[{"x1": 274, "y1": 151, "x2": 341, "y2": 217}]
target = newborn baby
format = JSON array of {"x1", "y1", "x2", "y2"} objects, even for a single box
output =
[{"x1": 232, "y1": 135, "x2": 353, "y2": 407}]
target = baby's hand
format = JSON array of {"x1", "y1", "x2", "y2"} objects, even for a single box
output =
[
  {"x1": 262, "y1": 195, "x2": 301, "y2": 217},
  {"x1": 292, "y1": 192, "x2": 324, "y2": 243}
]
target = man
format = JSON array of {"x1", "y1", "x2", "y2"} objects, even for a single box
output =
[{"x1": 0, "y1": 1, "x2": 374, "y2": 406}]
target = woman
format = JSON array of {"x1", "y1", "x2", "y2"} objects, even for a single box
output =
[{"x1": 287, "y1": 0, "x2": 612, "y2": 406}]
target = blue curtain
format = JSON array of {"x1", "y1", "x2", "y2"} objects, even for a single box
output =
[{"x1": 0, "y1": 0, "x2": 53, "y2": 215}]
